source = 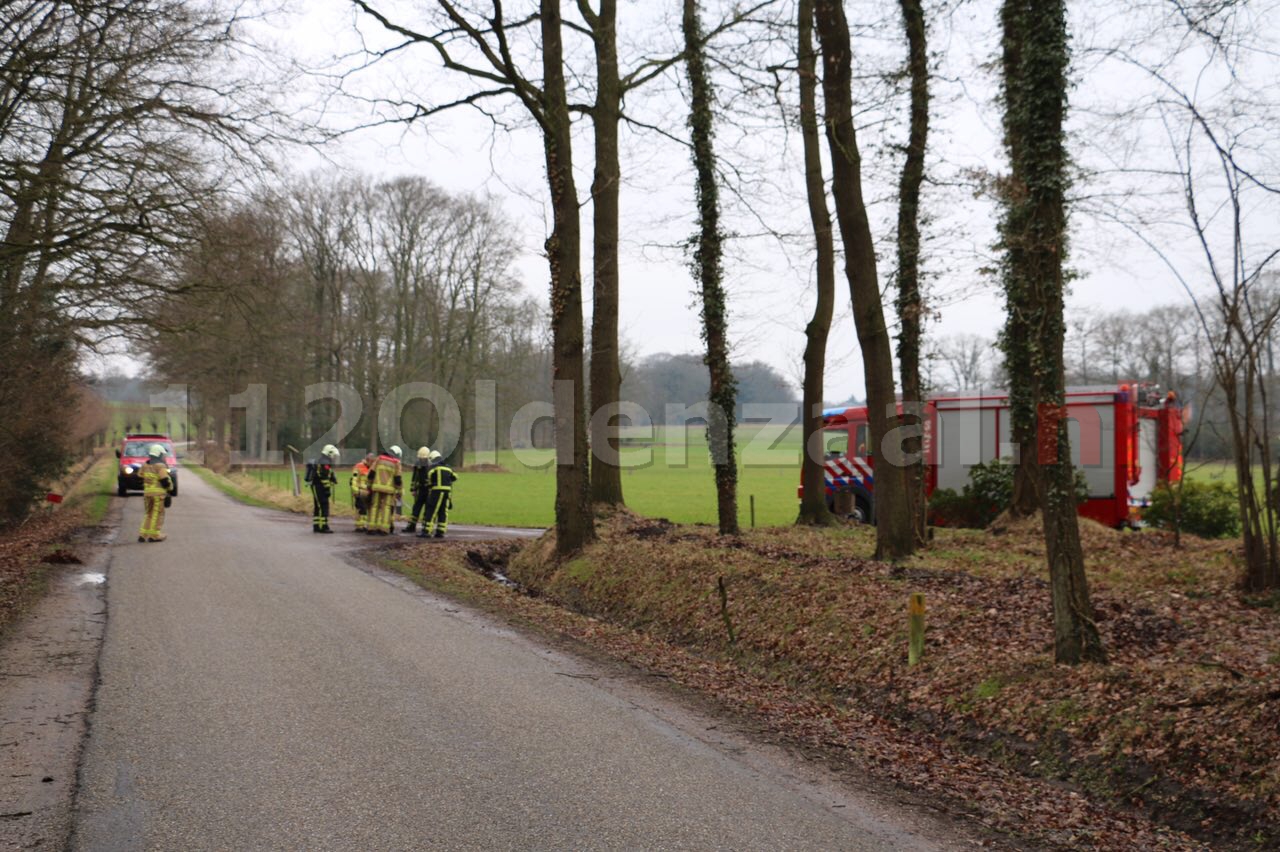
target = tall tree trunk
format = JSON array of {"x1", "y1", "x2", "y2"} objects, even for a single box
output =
[
  {"x1": 682, "y1": 0, "x2": 739, "y2": 536},
  {"x1": 813, "y1": 0, "x2": 914, "y2": 560},
  {"x1": 895, "y1": 0, "x2": 929, "y2": 545},
  {"x1": 541, "y1": 0, "x2": 595, "y2": 555},
  {"x1": 796, "y1": 0, "x2": 837, "y2": 527},
  {"x1": 999, "y1": 0, "x2": 1041, "y2": 519},
  {"x1": 585, "y1": 0, "x2": 625, "y2": 507},
  {"x1": 1000, "y1": 0, "x2": 1105, "y2": 664}
]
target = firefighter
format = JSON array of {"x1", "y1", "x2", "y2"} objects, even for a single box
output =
[
  {"x1": 305, "y1": 444, "x2": 340, "y2": 533},
  {"x1": 351, "y1": 452, "x2": 374, "y2": 532},
  {"x1": 403, "y1": 446, "x2": 434, "y2": 534},
  {"x1": 138, "y1": 444, "x2": 174, "y2": 543},
  {"x1": 366, "y1": 445, "x2": 403, "y2": 535},
  {"x1": 420, "y1": 450, "x2": 456, "y2": 539}
]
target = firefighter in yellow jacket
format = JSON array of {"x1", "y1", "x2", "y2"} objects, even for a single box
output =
[
  {"x1": 366, "y1": 446, "x2": 403, "y2": 535},
  {"x1": 138, "y1": 444, "x2": 174, "y2": 543}
]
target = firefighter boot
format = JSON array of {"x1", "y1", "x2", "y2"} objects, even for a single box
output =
[
  {"x1": 403, "y1": 522, "x2": 416, "y2": 534},
  {"x1": 433, "y1": 530, "x2": 444, "y2": 539}
]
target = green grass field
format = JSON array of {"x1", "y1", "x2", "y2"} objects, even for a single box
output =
[
  {"x1": 241, "y1": 424, "x2": 809, "y2": 528},
  {"x1": 1182, "y1": 458, "x2": 1272, "y2": 491}
]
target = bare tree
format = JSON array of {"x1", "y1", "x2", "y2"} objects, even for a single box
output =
[
  {"x1": 1079, "y1": 1, "x2": 1280, "y2": 590},
  {"x1": 1155, "y1": 109, "x2": 1279, "y2": 591},
  {"x1": 0, "y1": 1, "x2": 279, "y2": 339},
  {"x1": 0, "y1": 0, "x2": 285, "y2": 520},
  {"x1": 579, "y1": 0, "x2": 627, "y2": 507},
  {"x1": 795, "y1": 0, "x2": 837, "y2": 527},
  {"x1": 348, "y1": 0, "x2": 595, "y2": 555},
  {"x1": 151, "y1": 173, "x2": 548, "y2": 463},
  {"x1": 813, "y1": 0, "x2": 915, "y2": 561},
  {"x1": 929, "y1": 334, "x2": 993, "y2": 391}
]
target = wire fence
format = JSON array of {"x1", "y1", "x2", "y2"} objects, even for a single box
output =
[{"x1": 246, "y1": 468, "x2": 298, "y2": 493}]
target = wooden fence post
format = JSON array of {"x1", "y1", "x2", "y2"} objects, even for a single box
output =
[{"x1": 908, "y1": 592, "x2": 926, "y2": 666}]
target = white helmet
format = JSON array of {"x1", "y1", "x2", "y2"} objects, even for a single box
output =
[
  {"x1": 389, "y1": 445, "x2": 402, "y2": 458},
  {"x1": 417, "y1": 446, "x2": 431, "y2": 460},
  {"x1": 148, "y1": 443, "x2": 165, "y2": 458},
  {"x1": 428, "y1": 450, "x2": 443, "y2": 462},
  {"x1": 322, "y1": 444, "x2": 340, "y2": 461}
]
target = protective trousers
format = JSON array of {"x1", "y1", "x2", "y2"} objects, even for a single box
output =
[
  {"x1": 311, "y1": 484, "x2": 331, "y2": 531},
  {"x1": 425, "y1": 490, "x2": 449, "y2": 536},
  {"x1": 140, "y1": 496, "x2": 166, "y2": 541},
  {"x1": 354, "y1": 493, "x2": 369, "y2": 530},
  {"x1": 409, "y1": 491, "x2": 430, "y2": 526},
  {"x1": 370, "y1": 491, "x2": 395, "y2": 534}
]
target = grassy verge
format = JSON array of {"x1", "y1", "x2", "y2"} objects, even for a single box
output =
[
  {"x1": 378, "y1": 514, "x2": 1275, "y2": 849},
  {"x1": 188, "y1": 465, "x2": 311, "y2": 512},
  {"x1": 73, "y1": 453, "x2": 118, "y2": 526}
]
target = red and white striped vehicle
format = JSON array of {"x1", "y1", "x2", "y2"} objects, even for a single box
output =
[{"x1": 801, "y1": 383, "x2": 1185, "y2": 528}]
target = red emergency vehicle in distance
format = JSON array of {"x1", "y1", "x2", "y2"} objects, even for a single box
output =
[
  {"x1": 803, "y1": 383, "x2": 1184, "y2": 529},
  {"x1": 116, "y1": 433, "x2": 179, "y2": 498}
]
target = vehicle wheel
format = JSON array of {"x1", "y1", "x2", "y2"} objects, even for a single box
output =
[
  {"x1": 117, "y1": 478, "x2": 127, "y2": 497},
  {"x1": 170, "y1": 480, "x2": 178, "y2": 497}
]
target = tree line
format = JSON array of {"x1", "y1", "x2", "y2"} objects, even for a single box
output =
[
  {"x1": 0, "y1": 1, "x2": 282, "y2": 523},
  {"x1": 145, "y1": 174, "x2": 551, "y2": 466}
]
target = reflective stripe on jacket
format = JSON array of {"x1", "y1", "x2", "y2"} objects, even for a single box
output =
[
  {"x1": 369, "y1": 455, "x2": 401, "y2": 494},
  {"x1": 351, "y1": 463, "x2": 370, "y2": 492},
  {"x1": 427, "y1": 465, "x2": 456, "y2": 492},
  {"x1": 142, "y1": 461, "x2": 172, "y2": 497}
]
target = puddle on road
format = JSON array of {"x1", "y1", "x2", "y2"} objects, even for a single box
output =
[{"x1": 74, "y1": 573, "x2": 106, "y2": 586}]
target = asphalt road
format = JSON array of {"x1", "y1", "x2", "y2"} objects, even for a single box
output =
[{"x1": 71, "y1": 473, "x2": 964, "y2": 851}]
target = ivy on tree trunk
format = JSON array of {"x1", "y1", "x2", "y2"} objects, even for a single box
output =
[
  {"x1": 682, "y1": 0, "x2": 739, "y2": 536},
  {"x1": 998, "y1": 0, "x2": 1104, "y2": 664}
]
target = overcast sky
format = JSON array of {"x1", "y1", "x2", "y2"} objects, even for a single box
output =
[{"x1": 142, "y1": 0, "x2": 1274, "y2": 402}]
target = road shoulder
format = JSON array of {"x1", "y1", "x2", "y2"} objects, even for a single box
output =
[
  {"x1": 0, "y1": 508, "x2": 116, "y2": 849},
  {"x1": 352, "y1": 539, "x2": 1005, "y2": 850}
]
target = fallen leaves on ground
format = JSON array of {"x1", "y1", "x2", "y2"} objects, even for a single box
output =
[{"x1": 384, "y1": 511, "x2": 1279, "y2": 849}]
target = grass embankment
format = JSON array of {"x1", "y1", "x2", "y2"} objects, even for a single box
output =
[
  {"x1": 384, "y1": 515, "x2": 1277, "y2": 849},
  {"x1": 188, "y1": 464, "x2": 313, "y2": 512},
  {"x1": 0, "y1": 453, "x2": 117, "y2": 636}
]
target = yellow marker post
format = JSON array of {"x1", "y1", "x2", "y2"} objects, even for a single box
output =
[{"x1": 908, "y1": 592, "x2": 926, "y2": 666}]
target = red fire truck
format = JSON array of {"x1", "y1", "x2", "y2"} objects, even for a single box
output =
[{"x1": 806, "y1": 384, "x2": 1184, "y2": 528}]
